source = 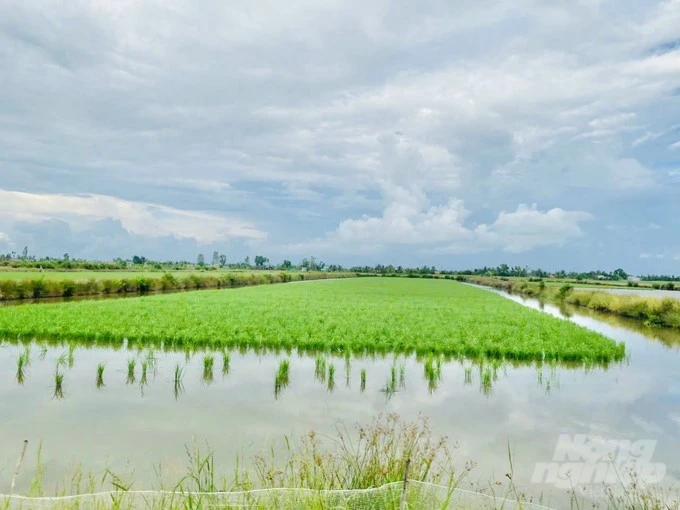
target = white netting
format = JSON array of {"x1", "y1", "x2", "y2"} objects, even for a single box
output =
[{"x1": 1, "y1": 482, "x2": 556, "y2": 509}]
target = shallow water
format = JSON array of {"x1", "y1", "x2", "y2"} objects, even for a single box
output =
[{"x1": 0, "y1": 289, "x2": 679, "y2": 508}]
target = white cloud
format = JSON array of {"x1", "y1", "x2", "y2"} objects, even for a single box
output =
[
  {"x1": 0, "y1": 189, "x2": 266, "y2": 244},
  {"x1": 293, "y1": 193, "x2": 592, "y2": 255}
]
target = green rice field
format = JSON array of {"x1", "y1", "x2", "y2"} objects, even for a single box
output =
[{"x1": 0, "y1": 278, "x2": 624, "y2": 362}]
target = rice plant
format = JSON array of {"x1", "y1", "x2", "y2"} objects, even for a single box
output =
[
  {"x1": 140, "y1": 361, "x2": 149, "y2": 387},
  {"x1": 424, "y1": 356, "x2": 442, "y2": 394},
  {"x1": 360, "y1": 368, "x2": 367, "y2": 393},
  {"x1": 202, "y1": 355, "x2": 215, "y2": 383},
  {"x1": 344, "y1": 351, "x2": 351, "y2": 388},
  {"x1": 96, "y1": 363, "x2": 105, "y2": 389},
  {"x1": 0, "y1": 279, "x2": 627, "y2": 363},
  {"x1": 480, "y1": 367, "x2": 493, "y2": 396},
  {"x1": 68, "y1": 343, "x2": 76, "y2": 368},
  {"x1": 327, "y1": 364, "x2": 335, "y2": 392},
  {"x1": 173, "y1": 363, "x2": 185, "y2": 400},
  {"x1": 222, "y1": 351, "x2": 230, "y2": 375},
  {"x1": 314, "y1": 355, "x2": 327, "y2": 383},
  {"x1": 274, "y1": 359, "x2": 291, "y2": 399},
  {"x1": 39, "y1": 346, "x2": 48, "y2": 361},
  {"x1": 16, "y1": 348, "x2": 30, "y2": 385},
  {"x1": 53, "y1": 370, "x2": 64, "y2": 399},
  {"x1": 126, "y1": 358, "x2": 136, "y2": 385},
  {"x1": 464, "y1": 366, "x2": 472, "y2": 385}
]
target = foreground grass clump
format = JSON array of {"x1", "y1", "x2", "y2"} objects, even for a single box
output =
[
  {"x1": 5, "y1": 414, "x2": 678, "y2": 509},
  {"x1": 0, "y1": 279, "x2": 624, "y2": 362}
]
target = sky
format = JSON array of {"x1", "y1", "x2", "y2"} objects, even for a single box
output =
[{"x1": 0, "y1": 0, "x2": 679, "y2": 274}]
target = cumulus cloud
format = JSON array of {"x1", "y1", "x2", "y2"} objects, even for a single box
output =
[
  {"x1": 0, "y1": 189, "x2": 266, "y2": 244},
  {"x1": 293, "y1": 191, "x2": 592, "y2": 255},
  {"x1": 0, "y1": 0, "x2": 679, "y2": 269}
]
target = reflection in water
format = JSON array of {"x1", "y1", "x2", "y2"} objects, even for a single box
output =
[
  {"x1": 2, "y1": 342, "x2": 611, "y2": 399},
  {"x1": 222, "y1": 352, "x2": 230, "y2": 376}
]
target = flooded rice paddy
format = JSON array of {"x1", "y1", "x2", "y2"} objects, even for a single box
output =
[{"x1": 0, "y1": 288, "x2": 679, "y2": 507}]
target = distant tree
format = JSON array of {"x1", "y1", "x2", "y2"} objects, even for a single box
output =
[
  {"x1": 254, "y1": 255, "x2": 269, "y2": 268},
  {"x1": 612, "y1": 268, "x2": 628, "y2": 281},
  {"x1": 132, "y1": 255, "x2": 146, "y2": 265},
  {"x1": 197, "y1": 254, "x2": 205, "y2": 267},
  {"x1": 244, "y1": 256, "x2": 250, "y2": 267},
  {"x1": 63, "y1": 252, "x2": 69, "y2": 262},
  {"x1": 212, "y1": 251, "x2": 220, "y2": 266},
  {"x1": 219, "y1": 254, "x2": 227, "y2": 268},
  {"x1": 21, "y1": 246, "x2": 28, "y2": 260},
  {"x1": 280, "y1": 259, "x2": 293, "y2": 270}
]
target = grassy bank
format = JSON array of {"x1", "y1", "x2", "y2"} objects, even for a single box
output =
[
  {"x1": 461, "y1": 276, "x2": 680, "y2": 329},
  {"x1": 2, "y1": 414, "x2": 676, "y2": 510},
  {"x1": 0, "y1": 278, "x2": 624, "y2": 362},
  {"x1": 0, "y1": 271, "x2": 352, "y2": 302}
]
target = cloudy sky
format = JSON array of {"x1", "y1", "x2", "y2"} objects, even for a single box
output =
[{"x1": 1, "y1": 0, "x2": 679, "y2": 273}]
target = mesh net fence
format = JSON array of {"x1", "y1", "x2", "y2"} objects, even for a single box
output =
[{"x1": 1, "y1": 482, "x2": 557, "y2": 509}]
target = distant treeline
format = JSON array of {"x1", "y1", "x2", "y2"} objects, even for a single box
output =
[
  {"x1": 0, "y1": 271, "x2": 353, "y2": 302},
  {"x1": 1, "y1": 253, "x2": 677, "y2": 281}
]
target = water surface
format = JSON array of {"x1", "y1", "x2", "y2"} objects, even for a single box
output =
[{"x1": 1, "y1": 290, "x2": 679, "y2": 507}]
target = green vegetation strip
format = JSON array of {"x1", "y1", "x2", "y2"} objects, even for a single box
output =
[
  {"x1": 0, "y1": 271, "x2": 352, "y2": 301},
  {"x1": 0, "y1": 279, "x2": 624, "y2": 362},
  {"x1": 462, "y1": 276, "x2": 680, "y2": 329}
]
